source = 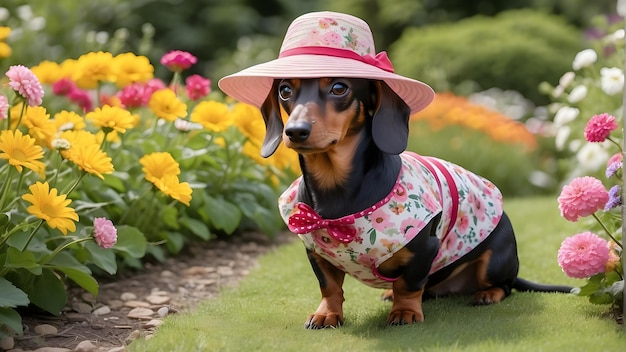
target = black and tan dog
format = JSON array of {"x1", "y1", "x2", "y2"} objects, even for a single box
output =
[{"x1": 258, "y1": 78, "x2": 572, "y2": 329}]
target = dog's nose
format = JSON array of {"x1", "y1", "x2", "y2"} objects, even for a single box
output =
[{"x1": 285, "y1": 121, "x2": 312, "y2": 142}]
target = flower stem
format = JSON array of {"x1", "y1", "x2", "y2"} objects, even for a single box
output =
[
  {"x1": 592, "y1": 213, "x2": 623, "y2": 248},
  {"x1": 22, "y1": 219, "x2": 44, "y2": 251},
  {"x1": 607, "y1": 136, "x2": 623, "y2": 152},
  {"x1": 62, "y1": 171, "x2": 87, "y2": 196},
  {"x1": 39, "y1": 237, "x2": 91, "y2": 266}
]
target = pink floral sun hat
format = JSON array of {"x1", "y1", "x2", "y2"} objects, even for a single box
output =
[{"x1": 218, "y1": 11, "x2": 434, "y2": 114}]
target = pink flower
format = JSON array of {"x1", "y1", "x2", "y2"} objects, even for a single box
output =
[
  {"x1": 185, "y1": 74, "x2": 211, "y2": 101},
  {"x1": 52, "y1": 78, "x2": 76, "y2": 96},
  {"x1": 584, "y1": 113, "x2": 618, "y2": 142},
  {"x1": 0, "y1": 95, "x2": 8, "y2": 120},
  {"x1": 93, "y1": 217, "x2": 117, "y2": 249},
  {"x1": 557, "y1": 176, "x2": 608, "y2": 221},
  {"x1": 557, "y1": 232, "x2": 609, "y2": 279},
  {"x1": 141, "y1": 78, "x2": 166, "y2": 105},
  {"x1": 118, "y1": 83, "x2": 146, "y2": 109},
  {"x1": 160, "y1": 50, "x2": 197, "y2": 72},
  {"x1": 6, "y1": 65, "x2": 44, "y2": 106},
  {"x1": 67, "y1": 87, "x2": 93, "y2": 112}
]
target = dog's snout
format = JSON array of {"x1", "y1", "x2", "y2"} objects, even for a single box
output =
[{"x1": 285, "y1": 121, "x2": 312, "y2": 143}]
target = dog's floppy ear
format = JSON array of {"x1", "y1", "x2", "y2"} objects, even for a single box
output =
[
  {"x1": 259, "y1": 80, "x2": 284, "y2": 158},
  {"x1": 371, "y1": 81, "x2": 411, "y2": 155}
]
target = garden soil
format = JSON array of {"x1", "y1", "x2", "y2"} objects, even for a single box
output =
[{"x1": 6, "y1": 231, "x2": 295, "y2": 352}]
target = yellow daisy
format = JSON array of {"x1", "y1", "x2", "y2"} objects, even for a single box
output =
[
  {"x1": 148, "y1": 89, "x2": 187, "y2": 122},
  {"x1": 21, "y1": 181, "x2": 79, "y2": 235},
  {"x1": 190, "y1": 101, "x2": 232, "y2": 132},
  {"x1": 112, "y1": 52, "x2": 154, "y2": 88},
  {"x1": 86, "y1": 105, "x2": 135, "y2": 134},
  {"x1": 232, "y1": 103, "x2": 265, "y2": 147},
  {"x1": 139, "y1": 152, "x2": 181, "y2": 184},
  {"x1": 0, "y1": 26, "x2": 11, "y2": 59},
  {"x1": 66, "y1": 143, "x2": 114, "y2": 179},
  {"x1": 53, "y1": 110, "x2": 86, "y2": 131},
  {"x1": 0, "y1": 129, "x2": 45, "y2": 175},
  {"x1": 153, "y1": 175, "x2": 192, "y2": 206},
  {"x1": 72, "y1": 51, "x2": 115, "y2": 89},
  {"x1": 57, "y1": 130, "x2": 99, "y2": 160},
  {"x1": 31, "y1": 60, "x2": 64, "y2": 85},
  {"x1": 22, "y1": 106, "x2": 55, "y2": 147}
]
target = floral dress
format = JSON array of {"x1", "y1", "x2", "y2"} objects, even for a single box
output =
[{"x1": 278, "y1": 152, "x2": 503, "y2": 289}]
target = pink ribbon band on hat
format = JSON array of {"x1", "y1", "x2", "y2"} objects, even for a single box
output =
[
  {"x1": 288, "y1": 203, "x2": 357, "y2": 243},
  {"x1": 279, "y1": 46, "x2": 395, "y2": 73}
]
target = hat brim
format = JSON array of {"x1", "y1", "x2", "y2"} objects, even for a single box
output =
[{"x1": 218, "y1": 55, "x2": 434, "y2": 114}]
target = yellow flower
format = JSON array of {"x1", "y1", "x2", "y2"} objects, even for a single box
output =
[
  {"x1": 190, "y1": 101, "x2": 232, "y2": 132},
  {"x1": 22, "y1": 106, "x2": 56, "y2": 147},
  {"x1": 86, "y1": 105, "x2": 135, "y2": 134},
  {"x1": 112, "y1": 52, "x2": 154, "y2": 88},
  {"x1": 53, "y1": 110, "x2": 86, "y2": 131},
  {"x1": 148, "y1": 89, "x2": 187, "y2": 122},
  {"x1": 32, "y1": 60, "x2": 64, "y2": 85},
  {"x1": 66, "y1": 143, "x2": 114, "y2": 179},
  {"x1": 58, "y1": 130, "x2": 98, "y2": 160},
  {"x1": 153, "y1": 175, "x2": 192, "y2": 206},
  {"x1": 0, "y1": 27, "x2": 11, "y2": 59},
  {"x1": 59, "y1": 58, "x2": 78, "y2": 79},
  {"x1": 232, "y1": 103, "x2": 265, "y2": 146},
  {"x1": 73, "y1": 51, "x2": 115, "y2": 89},
  {"x1": 21, "y1": 181, "x2": 78, "y2": 235},
  {"x1": 0, "y1": 129, "x2": 45, "y2": 175},
  {"x1": 139, "y1": 152, "x2": 181, "y2": 184}
]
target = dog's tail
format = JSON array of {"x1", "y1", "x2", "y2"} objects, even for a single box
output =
[{"x1": 513, "y1": 277, "x2": 574, "y2": 293}]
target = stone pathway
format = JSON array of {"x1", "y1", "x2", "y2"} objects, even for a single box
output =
[{"x1": 2, "y1": 231, "x2": 293, "y2": 352}]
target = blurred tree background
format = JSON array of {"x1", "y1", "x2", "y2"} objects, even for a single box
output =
[{"x1": 0, "y1": 0, "x2": 617, "y2": 104}]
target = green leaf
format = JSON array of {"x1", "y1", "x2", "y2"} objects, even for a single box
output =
[
  {"x1": 0, "y1": 278, "x2": 29, "y2": 308},
  {"x1": 165, "y1": 231, "x2": 185, "y2": 254},
  {"x1": 52, "y1": 266, "x2": 99, "y2": 296},
  {"x1": 4, "y1": 247, "x2": 42, "y2": 275},
  {"x1": 180, "y1": 217, "x2": 211, "y2": 240},
  {"x1": 204, "y1": 195, "x2": 242, "y2": 234},
  {"x1": 29, "y1": 269, "x2": 67, "y2": 316},
  {"x1": 103, "y1": 173, "x2": 127, "y2": 192},
  {"x1": 0, "y1": 307, "x2": 23, "y2": 335},
  {"x1": 588, "y1": 292, "x2": 613, "y2": 305},
  {"x1": 162, "y1": 206, "x2": 180, "y2": 229},
  {"x1": 114, "y1": 225, "x2": 148, "y2": 258},
  {"x1": 84, "y1": 241, "x2": 117, "y2": 275},
  {"x1": 577, "y1": 274, "x2": 603, "y2": 296}
]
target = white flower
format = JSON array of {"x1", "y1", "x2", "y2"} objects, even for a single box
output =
[
  {"x1": 553, "y1": 106, "x2": 579, "y2": 127},
  {"x1": 576, "y1": 143, "x2": 609, "y2": 172},
  {"x1": 600, "y1": 67, "x2": 624, "y2": 95},
  {"x1": 567, "y1": 85, "x2": 587, "y2": 103},
  {"x1": 572, "y1": 49, "x2": 597, "y2": 70},
  {"x1": 559, "y1": 71, "x2": 576, "y2": 88},
  {"x1": 619, "y1": 0, "x2": 626, "y2": 17},
  {"x1": 606, "y1": 29, "x2": 625, "y2": 43},
  {"x1": 174, "y1": 118, "x2": 203, "y2": 132},
  {"x1": 51, "y1": 138, "x2": 71, "y2": 150},
  {"x1": 554, "y1": 126, "x2": 571, "y2": 151}
]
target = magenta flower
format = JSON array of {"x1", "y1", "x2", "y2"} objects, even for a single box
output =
[
  {"x1": 557, "y1": 176, "x2": 609, "y2": 221},
  {"x1": 0, "y1": 95, "x2": 8, "y2": 120},
  {"x1": 67, "y1": 87, "x2": 93, "y2": 112},
  {"x1": 185, "y1": 74, "x2": 211, "y2": 101},
  {"x1": 118, "y1": 83, "x2": 146, "y2": 109},
  {"x1": 557, "y1": 232, "x2": 609, "y2": 279},
  {"x1": 160, "y1": 50, "x2": 197, "y2": 72},
  {"x1": 584, "y1": 113, "x2": 618, "y2": 142},
  {"x1": 93, "y1": 217, "x2": 117, "y2": 249},
  {"x1": 52, "y1": 78, "x2": 76, "y2": 96},
  {"x1": 141, "y1": 78, "x2": 166, "y2": 105},
  {"x1": 6, "y1": 65, "x2": 44, "y2": 106}
]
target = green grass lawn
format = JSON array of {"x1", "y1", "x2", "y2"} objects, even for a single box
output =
[{"x1": 129, "y1": 196, "x2": 625, "y2": 352}]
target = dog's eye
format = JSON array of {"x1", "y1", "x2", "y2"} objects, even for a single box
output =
[
  {"x1": 279, "y1": 85, "x2": 293, "y2": 100},
  {"x1": 330, "y1": 82, "x2": 348, "y2": 96}
]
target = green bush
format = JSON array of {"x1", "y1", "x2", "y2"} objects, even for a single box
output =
[{"x1": 390, "y1": 9, "x2": 584, "y2": 104}]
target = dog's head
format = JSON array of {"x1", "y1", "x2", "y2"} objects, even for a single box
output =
[{"x1": 259, "y1": 78, "x2": 411, "y2": 158}]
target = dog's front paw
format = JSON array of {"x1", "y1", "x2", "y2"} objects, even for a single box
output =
[
  {"x1": 305, "y1": 312, "x2": 344, "y2": 329},
  {"x1": 386, "y1": 309, "x2": 424, "y2": 326},
  {"x1": 473, "y1": 287, "x2": 506, "y2": 305}
]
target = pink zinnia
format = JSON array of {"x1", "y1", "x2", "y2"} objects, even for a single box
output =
[
  {"x1": 93, "y1": 217, "x2": 117, "y2": 249},
  {"x1": 557, "y1": 232, "x2": 609, "y2": 279},
  {"x1": 160, "y1": 50, "x2": 197, "y2": 72},
  {"x1": 141, "y1": 78, "x2": 166, "y2": 105},
  {"x1": 118, "y1": 83, "x2": 146, "y2": 109},
  {"x1": 6, "y1": 65, "x2": 44, "y2": 106},
  {"x1": 52, "y1": 78, "x2": 76, "y2": 96},
  {"x1": 0, "y1": 95, "x2": 8, "y2": 120},
  {"x1": 584, "y1": 113, "x2": 618, "y2": 142},
  {"x1": 67, "y1": 87, "x2": 93, "y2": 112},
  {"x1": 557, "y1": 176, "x2": 608, "y2": 221},
  {"x1": 185, "y1": 74, "x2": 211, "y2": 101}
]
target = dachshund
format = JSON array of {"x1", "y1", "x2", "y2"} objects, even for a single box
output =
[{"x1": 259, "y1": 77, "x2": 572, "y2": 329}]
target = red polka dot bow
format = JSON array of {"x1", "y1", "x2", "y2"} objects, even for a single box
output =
[{"x1": 287, "y1": 203, "x2": 357, "y2": 243}]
